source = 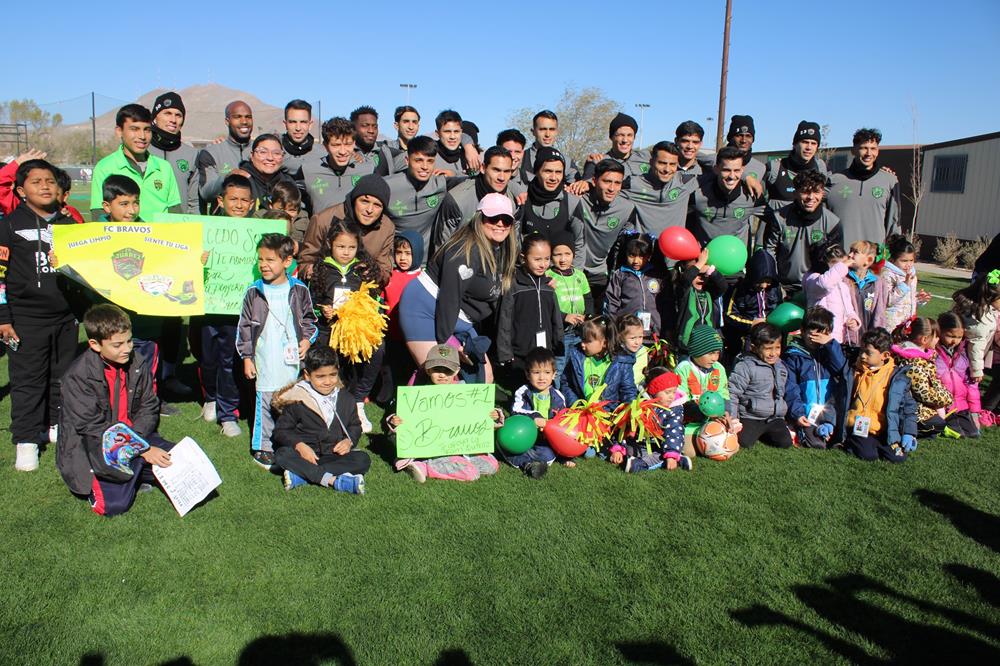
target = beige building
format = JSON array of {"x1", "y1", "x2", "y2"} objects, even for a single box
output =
[{"x1": 918, "y1": 131, "x2": 1000, "y2": 241}]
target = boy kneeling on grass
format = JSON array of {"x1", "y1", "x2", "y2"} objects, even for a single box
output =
[
  {"x1": 271, "y1": 346, "x2": 369, "y2": 494},
  {"x1": 56, "y1": 304, "x2": 176, "y2": 517}
]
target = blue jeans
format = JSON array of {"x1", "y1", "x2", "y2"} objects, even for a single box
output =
[
  {"x1": 502, "y1": 444, "x2": 557, "y2": 469},
  {"x1": 555, "y1": 330, "x2": 580, "y2": 390}
]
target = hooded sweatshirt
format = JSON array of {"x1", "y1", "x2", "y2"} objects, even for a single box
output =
[
  {"x1": 386, "y1": 230, "x2": 425, "y2": 341},
  {"x1": 763, "y1": 201, "x2": 843, "y2": 286},
  {"x1": 299, "y1": 198, "x2": 395, "y2": 287},
  {"x1": 0, "y1": 204, "x2": 79, "y2": 326},
  {"x1": 892, "y1": 342, "x2": 953, "y2": 423},
  {"x1": 578, "y1": 190, "x2": 637, "y2": 286},
  {"x1": 383, "y1": 172, "x2": 453, "y2": 262},
  {"x1": 496, "y1": 266, "x2": 564, "y2": 363},
  {"x1": 725, "y1": 250, "x2": 781, "y2": 340},
  {"x1": 935, "y1": 342, "x2": 981, "y2": 415},
  {"x1": 827, "y1": 160, "x2": 900, "y2": 249},
  {"x1": 196, "y1": 134, "x2": 254, "y2": 209},
  {"x1": 301, "y1": 155, "x2": 376, "y2": 215},
  {"x1": 686, "y1": 173, "x2": 765, "y2": 248},
  {"x1": 623, "y1": 171, "x2": 700, "y2": 237}
]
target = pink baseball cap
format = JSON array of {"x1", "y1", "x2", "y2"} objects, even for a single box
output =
[{"x1": 477, "y1": 193, "x2": 514, "y2": 220}]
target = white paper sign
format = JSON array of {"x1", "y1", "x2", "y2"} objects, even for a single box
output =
[{"x1": 152, "y1": 437, "x2": 222, "y2": 517}]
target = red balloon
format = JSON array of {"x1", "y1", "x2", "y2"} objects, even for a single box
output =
[
  {"x1": 658, "y1": 226, "x2": 701, "y2": 261},
  {"x1": 543, "y1": 409, "x2": 589, "y2": 458}
]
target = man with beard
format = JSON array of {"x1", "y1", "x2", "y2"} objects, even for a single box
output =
[
  {"x1": 579, "y1": 159, "x2": 637, "y2": 304},
  {"x1": 197, "y1": 100, "x2": 255, "y2": 212},
  {"x1": 383, "y1": 136, "x2": 466, "y2": 261},
  {"x1": 623, "y1": 141, "x2": 699, "y2": 237},
  {"x1": 826, "y1": 128, "x2": 900, "y2": 249},
  {"x1": 280, "y1": 99, "x2": 323, "y2": 180},
  {"x1": 497, "y1": 128, "x2": 529, "y2": 198},
  {"x1": 686, "y1": 146, "x2": 766, "y2": 249},
  {"x1": 149, "y1": 92, "x2": 199, "y2": 214},
  {"x1": 350, "y1": 105, "x2": 389, "y2": 176},
  {"x1": 301, "y1": 117, "x2": 376, "y2": 214},
  {"x1": 764, "y1": 121, "x2": 828, "y2": 209},
  {"x1": 582, "y1": 112, "x2": 650, "y2": 182},
  {"x1": 522, "y1": 110, "x2": 580, "y2": 184},
  {"x1": 763, "y1": 170, "x2": 843, "y2": 287},
  {"x1": 518, "y1": 147, "x2": 585, "y2": 258},
  {"x1": 446, "y1": 146, "x2": 517, "y2": 228}
]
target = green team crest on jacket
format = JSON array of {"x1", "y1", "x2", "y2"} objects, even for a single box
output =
[
  {"x1": 313, "y1": 178, "x2": 329, "y2": 194},
  {"x1": 871, "y1": 186, "x2": 885, "y2": 199},
  {"x1": 153, "y1": 179, "x2": 163, "y2": 191},
  {"x1": 705, "y1": 208, "x2": 717, "y2": 222},
  {"x1": 640, "y1": 164, "x2": 650, "y2": 174},
  {"x1": 391, "y1": 199, "x2": 408, "y2": 216},
  {"x1": 734, "y1": 207, "x2": 746, "y2": 220},
  {"x1": 351, "y1": 175, "x2": 362, "y2": 187},
  {"x1": 668, "y1": 188, "x2": 681, "y2": 201},
  {"x1": 607, "y1": 217, "x2": 621, "y2": 229},
  {"x1": 427, "y1": 194, "x2": 440, "y2": 208},
  {"x1": 810, "y1": 229, "x2": 825, "y2": 243},
  {"x1": 177, "y1": 159, "x2": 189, "y2": 172}
]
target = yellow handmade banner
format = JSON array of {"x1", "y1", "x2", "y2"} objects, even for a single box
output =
[{"x1": 53, "y1": 223, "x2": 205, "y2": 316}]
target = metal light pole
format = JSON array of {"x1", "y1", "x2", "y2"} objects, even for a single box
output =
[
  {"x1": 715, "y1": 0, "x2": 733, "y2": 152},
  {"x1": 91, "y1": 91, "x2": 97, "y2": 165},
  {"x1": 635, "y1": 103, "x2": 650, "y2": 148},
  {"x1": 399, "y1": 83, "x2": 417, "y2": 105}
]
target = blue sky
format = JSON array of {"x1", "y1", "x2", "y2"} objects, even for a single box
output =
[{"x1": 5, "y1": 0, "x2": 999, "y2": 151}]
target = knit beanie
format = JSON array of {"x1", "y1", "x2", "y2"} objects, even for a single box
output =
[
  {"x1": 687, "y1": 325, "x2": 723, "y2": 358},
  {"x1": 793, "y1": 120, "x2": 821, "y2": 145},
  {"x1": 349, "y1": 174, "x2": 390, "y2": 210},
  {"x1": 727, "y1": 115, "x2": 755, "y2": 141},
  {"x1": 549, "y1": 230, "x2": 575, "y2": 253},
  {"x1": 609, "y1": 112, "x2": 639, "y2": 137},
  {"x1": 152, "y1": 91, "x2": 185, "y2": 119},
  {"x1": 533, "y1": 146, "x2": 565, "y2": 173}
]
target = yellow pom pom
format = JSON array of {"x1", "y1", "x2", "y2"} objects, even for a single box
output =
[{"x1": 328, "y1": 282, "x2": 388, "y2": 362}]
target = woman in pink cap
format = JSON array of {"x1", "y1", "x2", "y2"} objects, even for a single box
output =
[{"x1": 398, "y1": 192, "x2": 518, "y2": 382}]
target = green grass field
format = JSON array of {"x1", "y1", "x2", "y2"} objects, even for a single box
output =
[{"x1": 1, "y1": 274, "x2": 998, "y2": 665}]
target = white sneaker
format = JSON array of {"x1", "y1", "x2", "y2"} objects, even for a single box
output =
[
  {"x1": 48, "y1": 425, "x2": 59, "y2": 444},
  {"x1": 357, "y1": 402, "x2": 373, "y2": 433},
  {"x1": 220, "y1": 421, "x2": 242, "y2": 438},
  {"x1": 201, "y1": 402, "x2": 217, "y2": 423},
  {"x1": 15, "y1": 443, "x2": 39, "y2": 471}
]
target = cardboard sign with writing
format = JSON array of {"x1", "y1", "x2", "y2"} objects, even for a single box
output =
[
  {"x1": 152, "y1": 213, "x2": 286, "y2": 314},
  {"x1": 395, "y1": 384, "x2": 496, "y2": 458}
]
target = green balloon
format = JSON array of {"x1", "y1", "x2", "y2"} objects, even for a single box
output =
[
  {"x1": 699, "y1": 391, "x2": 726, "y2": 418},
  {"x1": 767, "y1": 301, "x2": 806, "y2": 332},
  {"x1": 706, "y1": 235, "x2": 749, "y2": 276},
  {"x1": 497, "y1": 414, "x2": 537, "y2": 454}
]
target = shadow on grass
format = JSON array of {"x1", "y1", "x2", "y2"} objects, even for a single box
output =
[
  {"x1": 615, "y1": 641, "x2": 695, "y2": 665},
  {"x1": 914, "y1": 488, "x2": 1000, "y2": 553},
  {"x1": 732, "y1": 491, "x2": 1000, "y2": 663}
]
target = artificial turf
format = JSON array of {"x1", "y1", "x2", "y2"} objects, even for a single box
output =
[{"x1": 0, "y1": 275, "x2": 997, "y2": 665}]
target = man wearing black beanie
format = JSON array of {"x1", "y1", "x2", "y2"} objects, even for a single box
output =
[
  {"x1": 579, "y1": 112, "x2": 650, "y2": 186},
  {"x1": 725, "y1": 114, "x2": 767, "y2": 183},
  {"x1": 150, "y1": 91, "x2": 199, "y2": 214},
  {"x1": 763, "y1": 120, "x2": 829, "y2": 209}
]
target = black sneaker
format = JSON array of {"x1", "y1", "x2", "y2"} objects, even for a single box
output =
[
  {"x1": 524, "y1": 461, "x2": 548, "y2": 480},
  {"x1": 251, "y1": 450, "x2": 275, "y2": 470},
  {"x1": 159, "y1": 402, "x2": 180, "y2": 417}
]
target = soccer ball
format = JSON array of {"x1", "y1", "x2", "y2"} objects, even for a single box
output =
[{"x1": 695, "y1": 419, "x2": 740, "y2": 461}]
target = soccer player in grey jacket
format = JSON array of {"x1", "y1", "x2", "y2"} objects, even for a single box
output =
[
  {"x1": 623, "y1": 141, "x2": 700, "y2": 237},
  {"x1": 826, "y1": 128, "x2": 900, "y2": 249},
  {"x1": 447, "y1": 146, "x2": 517, "y2": 228},
  {"x1": 686, "y1": 147, "x2": 766, "y2": 248},
  {"x1": 763, "y1": 170, "x2": 843, "y2": 287},
  {"x1": 280, "y1": 99, "x2": 324, "y2": 180},
  {"x1": 522, "y1": 110, "x2": 580, "y2": 184},
  {"x1": 675, "y1": 121, "x2": 713, "y2": 176},
  {"x1": 725, "y1": 115, "x2": 767, "y2": 183},
  {"x1": 383, "y1": 136, "x2": 465, "y2": 262},
  {"x1": 301, "y1": 117, "x2": 376, "y2": 215},
  {"x1": 196, "y1": 100, "x2": 255, "y2": 212},
  {"x1": 579, "y1": 159, "x2": 638, "y2": 303},
  {"x1": 764, "y1": 120, "x2": 828, "y2": 209},
  {"x1": 582, "y1": 112, "x2": 650, "y2": 182},
  {"x1": 149, "y1": 92, "x2": 199, "y2": 214},
  {"x1": 497, "y1": 129, "x2": 529, "y2": 198}
]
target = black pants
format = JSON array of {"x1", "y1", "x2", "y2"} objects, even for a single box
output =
[
  {"x1": 918, "y1": 415, "x2": 946, "y2": 438},
  {"x1": 274, "y1": 446, "x2": 371, "y2": 485},
  {"x1": 982, "y1": 368, "x2": 1000, "y2": 413},
  {"x1": 947, "y1": 410, "x2": 980, "y2": 437},
  {"x1": 738, "y1": 417, "x2": 792, "y2": 449},
  {"x1": 845, "y1": 433, "x2": 906, "y2": 463},
  {"x1": 8, "y1": 319, "x2": 78, "y2": 444}
]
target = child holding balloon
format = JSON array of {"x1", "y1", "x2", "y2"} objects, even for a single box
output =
[
  {"x1": 673, "y1": 247, "x2": 728, "y2": 354},
  {"x1": 506, "y1": 347, "x2": 570, "y2": 478}
]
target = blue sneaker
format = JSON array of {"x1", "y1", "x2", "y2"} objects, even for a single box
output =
[
  {"x1": 584, "y1": 447, "x2": 597, "y2": 458},
  {"x1": 283, "y1": 470, "x2": 308, "y2": 491},
  {"x1": 678, "y1": 455, "x2": 694, "y2": 471},
  {"x1": 624, "y1": 457, "x2": 649, "y2": 474},
  {"x1": 333, "y1": 473, "x2": 366, "y2": 495}
]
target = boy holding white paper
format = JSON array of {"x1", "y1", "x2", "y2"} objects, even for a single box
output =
[{"x1": 55, "y1": 304, "x2": 176, "y2": 517}]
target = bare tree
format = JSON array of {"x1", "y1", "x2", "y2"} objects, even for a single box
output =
[
  {"x1": 904, "y1": 105, "x2": 927, "y2": 241},
  {"x1": 507, "y1": 86, "x2": 620, "y2": 166}
]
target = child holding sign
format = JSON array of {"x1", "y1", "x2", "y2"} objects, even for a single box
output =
[
  {"x1": 237, "y1": 233, "x2": 318, "y2": 469},
  {"x1": 271, "y1": 346, "x2": 369, "y2": 494},
  {"x1": 309, "y1": 219, "x2": 386, "y2": 433},
  {"x1": 387, "y1": 344, "x2": 502, "y2": 483}
]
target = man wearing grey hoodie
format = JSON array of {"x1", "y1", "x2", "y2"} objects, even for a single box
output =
[{"x1": 196, "y1": 100, "x2": 255, "y2": 211}]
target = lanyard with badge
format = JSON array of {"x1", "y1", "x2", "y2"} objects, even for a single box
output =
[
  {"x1": 851, "y1": 369, "x2": 881, "y2": 437},
  {"x1": 635, "y1": 272, "x2": 651, "y2": 332},
  {"x1": 806, "y1": 358, "x2": 824, "y2": 424},
  {"x1": 534, "y1": 276, "x2": 547, "y2": 348},
  {"x1": 269, "y1": 300, "x2": 300, "y2": 366}
]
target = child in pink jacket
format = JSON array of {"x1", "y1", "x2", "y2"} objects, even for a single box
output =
[
  {"x1": 935, "y1": 312, "x2": 981, "y2": 437},
  {"x1": 804, "y1": 243, "x2": 861, "y2": 345}
]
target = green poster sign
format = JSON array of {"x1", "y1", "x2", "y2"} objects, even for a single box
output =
[
  {"x1": 395, "y1": 384, "x2": 496, "y2": 458},
  {"x1": 152, "y1": 213, "x2": 286, "y2": 314}
]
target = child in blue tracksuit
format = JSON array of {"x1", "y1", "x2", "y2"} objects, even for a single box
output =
[
  {"x1": 509, "y1": 348, "x2": 568, "y2": 477},
  {"x1": 783, "y1": 306, "x2": 849, "y2": 448}
]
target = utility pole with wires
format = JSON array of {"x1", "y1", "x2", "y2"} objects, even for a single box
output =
[
  {"x1": 635, "y1": 103, "x2": 650, "y2": 148},
  {"x1": 91, "y1": 91, "x2": 97, "y2": 165},
  {"x1": 715, "y1": 0, "x2": 733, "y2": 152}
]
